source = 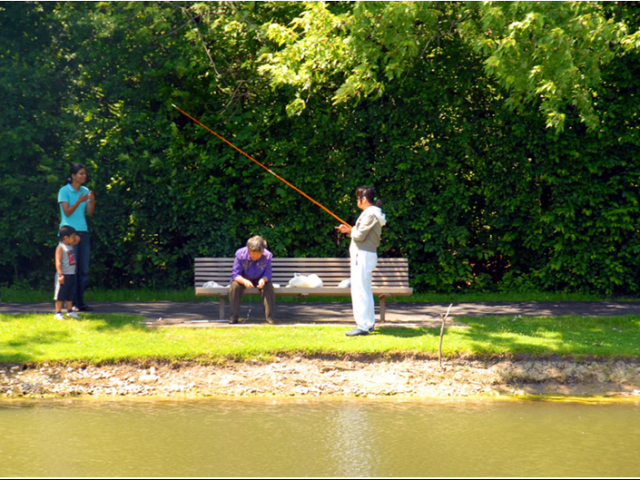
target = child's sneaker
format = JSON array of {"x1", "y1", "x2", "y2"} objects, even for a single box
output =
[
  {"x1": 66, "y1": 311, "x2": 81, "y2": 320},
  {"x1": 54, "y1": 312, "x2": 65, "y2": 320}
]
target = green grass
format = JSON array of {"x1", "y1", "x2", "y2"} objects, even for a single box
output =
[
  {"x1": 1, "y1": 313, "x2": 639, "y2": 364},
  {"x1": 3, "y1": 287, "x2": 638, "y2": 303}
]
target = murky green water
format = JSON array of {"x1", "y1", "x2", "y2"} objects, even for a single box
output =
[{"x1": 1, "y1": 398, "x2": 639, "y2": 477}]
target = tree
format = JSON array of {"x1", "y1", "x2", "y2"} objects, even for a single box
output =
[
  {"x1": 0, "y1": 2, "x2": 72, "y2": 285},
  {"x1": 260, "y1": 1, "x2": 639, "y2": 132},
  {"x1": 2, "y1": 1, "x2": 640, "y2": 296}
]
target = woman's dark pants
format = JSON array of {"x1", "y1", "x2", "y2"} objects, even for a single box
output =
[{"x1": 74, "y1": 231, "x2": 90, "y2": 308}]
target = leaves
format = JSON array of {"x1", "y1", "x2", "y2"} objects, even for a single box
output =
[
  {"x1": 260, "y1": 2, "x2": 639, "y2": 132},
  {"x1": 2, "y1": 1, "x2": 640, "y2": 297}
]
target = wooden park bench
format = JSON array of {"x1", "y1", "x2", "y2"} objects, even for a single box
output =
[{"x1": 195, "y1": 257, "x2": 413, "y2": 322}]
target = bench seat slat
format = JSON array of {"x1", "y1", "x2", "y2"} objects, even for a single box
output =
[
  {"x1": 196, "y1": 277, "x2": 410, "y2": 284},
  {"x1": 195, "y1": 271, "x2": 408, "y2": 278},
  {"x1": 196, "y1": 287, "x2": 413, "y2": 296},
  {"x1": 195, "y1": 272, "x2": 408, "y2": 280},
  {"x1": 195, "y1": 264, "x2": 409, "y2": 269},
  {"x1": 195, "y1": 266, "x2": 408, "y2": 272},
  {"x1": 195, "y1": 281, "x2": 409, "y2": 286},
  {"x1": 195, "y1": 259, "x2": 408, "y2": 266}
]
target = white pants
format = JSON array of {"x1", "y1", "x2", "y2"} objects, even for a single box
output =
[{"x1": 350, "y1": 248, "x2": 378, "y2": 331}]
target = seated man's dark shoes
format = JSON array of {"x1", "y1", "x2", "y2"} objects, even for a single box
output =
[{"x1": 229, "y1": 318, "x2": 274, "y2": 325}]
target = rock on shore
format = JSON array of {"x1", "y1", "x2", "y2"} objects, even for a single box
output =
[{"x1": 2, "y1": 357, "x2": 640, "y2": 399}]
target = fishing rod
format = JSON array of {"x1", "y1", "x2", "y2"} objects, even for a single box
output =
[{"x1": 172, "y1": 104, "x2": 351, "y2": 227}]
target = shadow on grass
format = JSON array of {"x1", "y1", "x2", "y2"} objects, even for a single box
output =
[
  {"x1": 374, "y1": 327, "x2": 430, "y2": 338},
  {"x1": 0, "y1": 330, "x2": 72, "y2": 362},
  {"x1": 0, "y1": 353, "x2": 36, "y2": 363},
  {"x1": 84, "y1": 313, "x2": 149, "y2": 332},
  {"x1": 4, "y1": 330, "x2": 71, "y2": 348}
]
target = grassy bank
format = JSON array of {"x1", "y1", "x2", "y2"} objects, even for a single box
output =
[
  {"x1": 1, "y1": 313, "x2": 639, "y2": 364},
  {"x1": 2, "y1": 287, "x2": 637, "y2": 303}
]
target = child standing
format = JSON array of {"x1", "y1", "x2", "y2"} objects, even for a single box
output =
[{"x1": 54, "y1": 226, "x2": 81, "y2": 320}]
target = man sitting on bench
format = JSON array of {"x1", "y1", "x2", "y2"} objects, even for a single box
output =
[{"x1": 229, "y1": 235, "x2": 276, "y2": 325}]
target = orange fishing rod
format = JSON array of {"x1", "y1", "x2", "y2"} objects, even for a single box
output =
[{"x1": 172, "y1": 104, "x2": 351, "y2": 227}]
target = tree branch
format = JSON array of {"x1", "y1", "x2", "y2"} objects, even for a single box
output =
[
  {"x1": 438, "y1": 303, "x2": 453, "y2": 370},
  {"x1": 163, "y1": 1, "x2": 221, "y2": 77},
  {"x1": 420, "y1": 9, "x2": 472, "y2": 58}
]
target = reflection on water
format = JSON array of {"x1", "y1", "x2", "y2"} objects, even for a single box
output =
[
  {"x1": 330, "y1": 404, "x2": 376, "y2": 477},
  {"x1": 1, "y1": 398, "x2": 639, "y2": 477}
]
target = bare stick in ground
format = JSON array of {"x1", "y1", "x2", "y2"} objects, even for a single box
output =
[{"x1": 438, "y1": 303, "x2": 453, "y2": 370}]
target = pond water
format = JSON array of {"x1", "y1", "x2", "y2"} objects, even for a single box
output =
[{"x1": 1, "y1": 398, "x2": 639, "y2": 477}]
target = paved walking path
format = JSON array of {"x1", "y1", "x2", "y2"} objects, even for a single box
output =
[{"x1": 2, "y1": 300, "x2": 640, "y2": 328}]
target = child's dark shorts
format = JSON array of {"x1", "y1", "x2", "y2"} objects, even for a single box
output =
[{"x1": 54, "y1": 274, "x2": 77, "y2": 302}]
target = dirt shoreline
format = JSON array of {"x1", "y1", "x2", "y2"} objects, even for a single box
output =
[{"x1": 2, "y1": 357, "x2": 640, "y2": 400}]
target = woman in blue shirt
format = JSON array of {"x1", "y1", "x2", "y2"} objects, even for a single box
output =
[{"x1": 58, "y1": 163, "x2": 95, "y2": 312}]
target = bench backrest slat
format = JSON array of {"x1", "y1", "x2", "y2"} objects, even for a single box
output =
[{"x1": 195, "y1": 257, "x2": 410, "y2": 288}]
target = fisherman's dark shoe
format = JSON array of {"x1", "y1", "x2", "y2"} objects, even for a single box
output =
[{"x1": 345, "y1": 328, "x2": 369, "y2": 337}]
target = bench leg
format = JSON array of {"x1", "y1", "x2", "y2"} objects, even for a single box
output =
[
  {"x1": 220, "y1": 296, "x2": 226, "y2": 320},
  {"x1": 379, "y1": 296, "x2": 386, "y2": 323}
]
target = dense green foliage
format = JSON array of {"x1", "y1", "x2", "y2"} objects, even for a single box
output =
[{"x1": 1, "y1": 2, "x2": 640, "y2": 295}]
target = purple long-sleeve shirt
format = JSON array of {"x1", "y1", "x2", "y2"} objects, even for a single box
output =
[{"x1": 231, "y1": 247, "x2": 273, "y2": 283}]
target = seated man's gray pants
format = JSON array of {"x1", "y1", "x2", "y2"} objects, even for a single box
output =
[{"x1": 229, "y1": 281, "x2": 276, "y2": 323}]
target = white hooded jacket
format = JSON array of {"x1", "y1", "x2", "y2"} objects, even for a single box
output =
[{"x1": 350, "y1": 206, "x2": 387, "y2": 253}]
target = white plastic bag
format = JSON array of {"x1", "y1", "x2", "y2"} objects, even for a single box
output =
[
  {"x1": 337, "y1": 278, "x2": 351, "y2": 288},
  {"x1": 307, "y1": 274, "x2": 323, "y2": 288},
  {"x1": 202, "y1": 281, "x2": 228, "y2": 288},
  {"x1": 287, "y1": 273, "x2": 310, "y2": 288},
  {"x1": 287, "y1": 273, "x2": 323, "y2": 288}
]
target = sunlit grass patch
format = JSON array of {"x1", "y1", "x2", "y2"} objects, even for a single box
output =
[
  {"x1": 1, "y1": 313, "x2": 639, "y2": 364},
  {"x1": 459, "y1": 315, "x2": 640, "y2": 357}
]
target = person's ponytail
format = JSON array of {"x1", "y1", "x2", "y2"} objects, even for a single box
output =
[{"x1": 356, "y1": 186, "x2": 383, "y2": 207}]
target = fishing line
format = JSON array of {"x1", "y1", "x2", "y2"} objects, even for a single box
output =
[{"x1": 172, "y1": 104, "x2": 351, "y2": 227}]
